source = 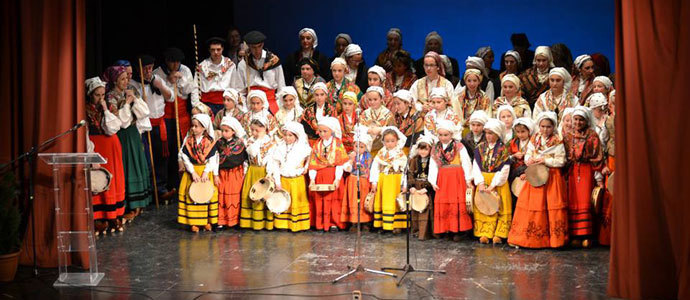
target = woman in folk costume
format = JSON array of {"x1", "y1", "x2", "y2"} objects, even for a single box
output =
[
  {"x1": 532, "y1": 67, "x2": 578, "y2": 122},
  {"x1": 429, "y1": 120, "x2": 473, "y2": 240},
  {"x1": 423, "y1": 87, "x2": 463, "y2": 138},
  {"x1": 461, "y1": 110, "x2": 488, "y2": 161},
  {"x1": 213, "y1": 88, "x2": 244, "y2": 134},
  {"x1": 375, "y1": 28, "x2": 404, "y2": 72},
  {"x1": 496, "y1": 105, "x2": 517, "y2": 143},
  {"x1": 492, "y1": 74, "x2": 532, "y2": 119},
  {"x1": 239, "y1": 115, "x2": 278, "y2": 230},
  {"x1": 405, "y1": 133, "x2": 438, "y2": 240},
  {"x1": 384, "y1": 50, "x2": 417, "y2": 94},
  {"x1": 508, "y1": 112, "x2": 569, "y2": 248},
  {"x1": 308, "y1": 117, "x2": 349, "y2": 231},
  {"x1": 570, "y1": 54, "x2": 596, "y2": 104},
  {"x1": 519, "y1": 46, "x2": 555, "y2": 107},
  {"x1": 240, "y1": 90, "x2": 278, "y2": 138},
  {"x1": 393, "y1": 89, "x2": 425, "y2": 154},
  {"x1": 471, "y1": 119, "x2": 513, "y2": 244},
  {"x1": 588, "y1": 93, "x2": 612, "y2": 245},
  {"x1": 293, "y1": 57, "x2": 327, "y2": 108},
  {"x1": 268, "y1": 122, "x2": 312, "y2": 232},
  {"x1": 452, "y1": 69, "x2": 492, "y2": 134},
  {"x1": 103, "y1": 66, "x2": 152, "y2": 227},
  {"x1": 586, "y1": 76, "x2": 614, "y2": 107},
  {"x1": 274, "y1": 86, "x2": 305, "y2": 137},
  {"x1": 598, "y1": 96, "x2": 616, "y2": 246},
  {"x1": 361, "y1": 65, "x2": 395, "y2": 112},
  {"x1": 282, "y1": 28, "x2": 331, "y2": 85},
  {"x1": 409, "y1": 51, "x2": 455, "y2": 113},
  {"x1": 177, "y1": 114, "x2": 219, "y2": 232},
  {"x1": 499, "y1": 50, "x2": 521, "y2": 81},
  {"x1": 301, "y1": 82, "x2": 338, "y2": 143},
  {"x1": 360, "y1": 86, "x2": 396, "y2": 156},
  {"x1": 342, "y1": 44, "x2": 369, "y2": 92},
  {"x1": 341, "y1": 128, "x2": 374, "y2": 228},
  {"x1": 338, "y1": 91, "x2": 359, "y2": 152},
  {"x1": 327, "y1": 57, "x2": 362, "y2": 112},
  {"x1": 85, "y1": 77, "x2": 126, "y2": 235},
  {"x1": 215, "y1": 116, "x2": 248, "y2": 229},
  {"x1": 563, "y1": 106, "x2": 604, "y2": 248},
  {"x1": 369, "y1": 127, "x2": 409, "y2": 233},
  {"x1": 558, "y1": 107, "x2": 576, "y2": 138}
]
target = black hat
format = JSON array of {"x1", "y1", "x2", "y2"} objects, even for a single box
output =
[
  {"x1": 137, "y1": 54, "x2": 155, "y2": 65},
  {"x1": 206, "y1": 37, "x2": 226, "y2": 47},
  {"x1": 163, "y1": 47, "x2": 185, "y2": 62},
  {"x1": 243, "y1": 31, "x2": 266, "y2": 45},
  {"x1": 510, "y1": 33, "x2": 531, "y2": 48}
]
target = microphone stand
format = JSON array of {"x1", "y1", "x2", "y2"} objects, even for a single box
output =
[
  {"x1": 333, "y1": 109, "x2": 396, "y2": 283},
  {"x1": 1, "y1": 121, "x2": 86, "y2": 277},
  {"x1": 381, "y1": 111, "x2": 446, "y2": 286}
]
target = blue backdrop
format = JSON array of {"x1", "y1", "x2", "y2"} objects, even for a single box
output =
[{"x1": 234, "y1": 0, "x2": 614, "y2": 71}]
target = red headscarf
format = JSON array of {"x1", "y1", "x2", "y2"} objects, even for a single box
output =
[{"x1": 423, "y1": 51, "x2": 446, "y2": 77}]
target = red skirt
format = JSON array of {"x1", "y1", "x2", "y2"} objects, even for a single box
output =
[
  {"x1": 434, "y1": 166, "x2": 471, "y2": 234},
  {"x1": 90, "y1": 134, "x2": 126, "y2": 220},
  {"x1": 164, "y1": 96, "x2": 191, "y2": 139},
  {"x1": 341, "y1": 174, "x2": 372, "y2": 223},
  {"x1": 309, "y1": 167, "x2": 346, "y2": 230},
  {"x1": 598, "y1": 157, "x2": 615, "y2": 246},
  {"x1": 217, "y1": 166, "x2": 244, "y2": 226},
  {"x1": 568, "y1": 163, "x2": 594, "y2": 237}
]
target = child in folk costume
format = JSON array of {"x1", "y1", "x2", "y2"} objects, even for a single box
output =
[
  {"x1": 429, "y1": 120, "x2": 473, "y2": 240},
  {"x1": 301, "y1": 82, "x2": 338, "y2": 143},
  {"x1": 369, "y1": 127, "x2": 409, "y2": 233},
  {"x1": 268, "y1": 122, "x2": 312, "y2": 232},
  {"x1": 563, "y1": 106, "x2": 604, "y2": 248},
  {"x1": 360, "y1": 86, "x2": 396, "y2": 156},
  {"x1": 213, "y1": 88, "x2": 244, "y2": 134},
  {"x1": 507, "y1": 118, "x2": 535, "y2": 207},
  {"x1": 215, "y1": 116, "x2": 248, "y2": 229},
  {"x1": 588, "y1": 93, "x2": 612, "y2": 245},
  {"x1": 274, "y1": 87, "x2": 305, "y2": 132},
  {"x1": 239, "y1": 116, "x2": 278, "y2": 230},
  {"x1": 405, "y1": 133, "x2": 438, "y2": 240},
  {"x1": 393, "y1": 90, "x2": 425, "y2": 155},
  {"x1": 85, "y1": 77, "x2": 126, "y2": 235},
  {"x1": 598, "y1": 96, "x2": 616, "y2": 246},
  {"x1": 361, "y1": 65, "x2": 395, "y2": 112},
  {"x1": 496, "y1": 105, "x2": 517, "y2": 143},
  {"x1": 191, "y1": 103, "x2": 214, "y2": 120},
  {"x1": 461, "y1": 110, "x2": 488, "y2": 161},
  {"x1": 508, "y1": 112, "x2": 569, "y2": 248},
  {"x1": 452, "y1": 69, "x2": 492, "y2": 134},
  {"x1": 587, "y1": 76, "x2": 614, "y2": 107},
  {"x1": 341, "y1": 128, "x2": 374, "y2": 228},
  {"x1": 103, "y1": 66, "x2": 152, "y2": 228},
  {"x1": 472, "y1": 119, "x2": 513, "y2": 244},
  {"x1": 338, "y1": 91, "x2": 360, "y2": 152},
  {"x1": 327, "y1": 57, "x2": 362, "y2": 112},
  {"x1": 308, "y1": 117, "x2": 349, "y2": 231},
  {"x1": 177, "y1": 114, "x2": 219, "y2": 232},
  {"x1": 558, "y1": 107, "x2": 575, "y2": 138},
  {"x1": 424, "y1": 87, "x2": 462, "y2": 138},
  {"x1": 492, "y1": 74, "x2": 532, "y2": 118},
  {"x1": 532, "y1": 67, "x2": 578, "y2": 121},
  {"x1": 240, "y1": 90, "x2": 278, "y2": 137}
]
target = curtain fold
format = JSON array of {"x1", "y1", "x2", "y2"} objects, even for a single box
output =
[{"x1": 609, "y1": 0, "x2": 690, "y2": 299}]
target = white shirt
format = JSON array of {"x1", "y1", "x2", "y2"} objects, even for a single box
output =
[
  {"x1": 369, "y1": 147, "x2": 407, "y2": 183},
  {"x1": 246, "y1": 135, "x2": 274, "y2": 167},
  {"x1": 409, "y1": 76, "x2": 455, "y2": 111},
  {"x1": 130, "y1": 76, "x2": 171, "y2": 119},
  {"x1": 524, "y1": 136, "x2": 566, "y2": 168},
  {"x1": 192, "y1": 56, "x2": 236, "y2": 103},
  {"x1": 117, "y1": 97, "x2": 150, "y2": 130},
  {"x1": 472, "y1": 142, "x2": 510, "y2": 189},
  {"x1": 232, "y1": 50, "x2": 285, "y2": 97},
  {"x1": 153, "y1": 64, "x2": 196, "y2": 105},
  {"x1": 179, "y1": 135, "x2": 219, "y2": 176},
  {"x1": 268, "y1": 141, "x2": 311, "y2": 184}
]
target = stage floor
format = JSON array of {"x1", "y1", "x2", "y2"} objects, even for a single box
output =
[{"x1": 5, "y1": 204, "x2": 611, "y2": 299}]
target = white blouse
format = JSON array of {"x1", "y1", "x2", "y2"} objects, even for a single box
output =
[
  {"x1": 269, "y1": 141, "x2": 311, "y2": 184},
  {"x1": 246, "y1": 135, "x2": 275, "y2": 167}
]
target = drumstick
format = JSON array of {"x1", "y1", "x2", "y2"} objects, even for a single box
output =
[{"x1": 139, "y1": 58, "x2": 160, "y2": 209}]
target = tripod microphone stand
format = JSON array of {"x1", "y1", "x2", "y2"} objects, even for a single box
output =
[
  {"x1": 381, "y1": 115, "x2": 446, "y2": 286},
  {"x1": 333, "y1": 116, "x2": 396, "y2": 283}
]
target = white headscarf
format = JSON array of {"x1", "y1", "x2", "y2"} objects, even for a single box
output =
[
  {"x1": 463, "y1": 68, "x2": 483, "y2": 82},
  {"x1": 277, "y1": 86, "x2": 304, "y2": 114},
  {"x1": 393, "y1": 89, "x2": 413, "y2": 103},
  {"x1": 341, "y1": 44, "x2": 362, "y2": 58},
  {"x1": 549, "y1": 67, "x2": 573, "y2": 91},
  {"x1": 318, "y1": 116, "x2": 342, "y2": 138},
  {"x1": 85, "y1": 77, "x2": 106, "y2": 95},
  {"x1": 484, "y1": 118, "x2": 506, "y2": 142},
  {"x1": 513, "y1": 117, "x2": 535, "y2": 135},
  {"x1": 504, "y1": 50, "x2": 522, "y2": 66},
  {"x1": 587, "y1": 93, "x2": 608, "y2": 109},
  {"x1": 191, "y1": 113, "x2": 215, "y2": 140},
  {"x1": 366, "y1": 86, "x2": 385, "y2": 98},
  {"x1": 368, "y1": 65, "x2": 386, "y2": 82},
  {"x1": 572, "y1": 106, "x2": 595, "y2": 130},
  {"x1": 380, "y1": 126, "x2": 407, "y2": 150},
  {"x1": 574, "y1": 54, "x2": 592, "y2": 69},
  {"x1": 496, "y1": 105, "x2": 517, "y2": 125},
  {"x1": 593, "y1": 76, "x2": 613, "y2": 90},
  {"x1": 334, "y1": 33, "x2": 352, "y2": 44},
  {"x1": 330, "y1": 57, "x2": 348, "y2": 70},
  {"x1": 435, "y1": 119, "x2": 459, "y2": 138},
  {"x1": 220, "y1": 116, "x2": 246, "y2": 140},
  {"x1": 223, "y1": 88, "x2": 240, "y2": 103},
  {"x1": 465, "y1": 56, "x2": 488, "y2": 77},
  {"x1": 353, "y1": 126, "x2": 374, "y2": 151},
  {"x1": 311, "y1": 82, "x2": 328, "y2": 94},
  {"x1": 429, "y1": 87, "x2": 449, "y2": 101},
  {"x1": 387, "y1": 28, "x2": 402, "y2": 39},
  {"x1": 410, "y1": 133, "x2": 438, "y2": 158},
  {"x1": 475, "y1": 46, "x2": 492, "y2": 59},
  {"x1": 536, "y1": 111, "x2": 559, "y2": 129},
  {"x1": 282, "y1": 121, "x2": 308, "y2": 145},
  {"x1": 247, "y1": 89, "x2": 269, "y2": 112},
  {"x1": 469, "y1": 110, "x2": 489, "y2": 125},
  {"x1": 501, "y1": 74, "x2": 521, "y2": 90},
  {"x1": 424, "y1": 31, "x2": 443, "y2": 53},
  {"x1": 534, "y1": 46, "x2": 556, "y2": 68},
  {"x1": 298, "y1": 28, "x2": 318, "y2": 48}
]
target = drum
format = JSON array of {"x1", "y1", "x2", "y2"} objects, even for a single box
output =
[
  {"x1": 310, "y1": 183, "x2": 336, "y2": 192},
  {"x1": 266, "y1": 189, "x2": 291, "y2": 214},
  {"x1": 525, "y1": 164, "x2": 549, "y2": 187},
  {"x1": 607, "y1": 172, "x2": 615, "y2": 196},
  {"x1": 364, "y1": 192, "x2": 375, "y2": 213},
  {"x1": 475, "y1": 190, "x2": 500, "y2": 216},
  {"x1": 410, "y1": 190, "x2": 429, "y2": 213},
  {"x1": 591, "y1": 186, "x2": 604, "y2": 214},
  {"x1": 90, "y1": 168, "x2": 112, "y2": 194},
  {"x1": 511, "y1": 177, "x2": 526, "y2": 197},
  {"x1": 189, "y1": 180, "x2": 214, "y2": 204},
  {"x1": 396, "y1": 192, "x2": 407, "y2": 212},
  {"x1": 249, "y1": 177, "x2": 275, "y2": 202},
  {"x1": 465, "y1": 187, "x2": 474, "y2": 215}
]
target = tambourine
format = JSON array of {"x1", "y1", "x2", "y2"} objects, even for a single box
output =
[
  {"x1": 465, "y1": 187, "x2": 474, "y2": 215},
  {"x1": 249, "y1": 177, "x2": 275, "y2": 202},
  {"x1": 266, "y1": 189, "x2": 291, "y2": 214},
  {"x1": 591, "y1": 186, "x2": 604, "y2": 214},
  {"x1": 511, "y1": 177, "x2": 526, "y2": 197},
  {"x1": 475, "y1": 190, "x2": 500, "y2": 216},
  {"x1": 364, "y1": 192, "x2": 376, "y2": 213},
  {"x1": 396, "y1": 192, "x2": 407, "y2": 212},
  {"x1": 310, "y1": 183, "x2": 336, "y2": 192},
  {"x1": 525, "y1": 164, "x2": 549, "y2": 187},
  {"x1": 410, "y1": 190, "x2": 429, "y2": 213},
  {"x1": 90, "y1": 168, "x2": 112, "y2": 194},
  {"x1": 189, "y1": 180, "x2": 214, "y2": 204}
]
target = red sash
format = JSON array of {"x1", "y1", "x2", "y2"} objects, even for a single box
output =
[
  {"x1": 149, "y1": 117, "x2": 169, "y2": 157},
  {"x1": 201, "y1": 90, "x2": 224, "y2": 105},
  {"x1": 249, "y1": 86, "x2": 278, "y2": 115}
]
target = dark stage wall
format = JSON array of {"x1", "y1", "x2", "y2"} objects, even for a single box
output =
[{"x1": 233, "y1": 0, "x2": 615, "y2": 71}]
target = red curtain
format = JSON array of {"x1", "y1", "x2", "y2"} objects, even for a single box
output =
[
  {"x1": 609, "y1": 0, "x2": 690, "y2": 299},
  {"x1": 0, "y1": 0, "x2": 88, "y2": 268}
]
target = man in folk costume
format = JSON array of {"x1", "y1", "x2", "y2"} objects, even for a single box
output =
[
  {"x1": 232, "y1": 30, "x2": 286, "y2": 115},
  {"x1": 192, "y1": 37, "x2": 236, "y2": 115},
  {"x1": 130, "y1": 54, "x2": 176, "y2": 202},
  {"x1": 154, "y1": 47, "x2": 195, "y2": 192}
]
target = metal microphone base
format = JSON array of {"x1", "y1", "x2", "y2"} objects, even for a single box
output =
[
  {"x1": 381, "y1": 264, "x2": 446, "y2": 286},
  {"x1": 332, "y1": 264, "x2": 397, "y2": 283}
]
